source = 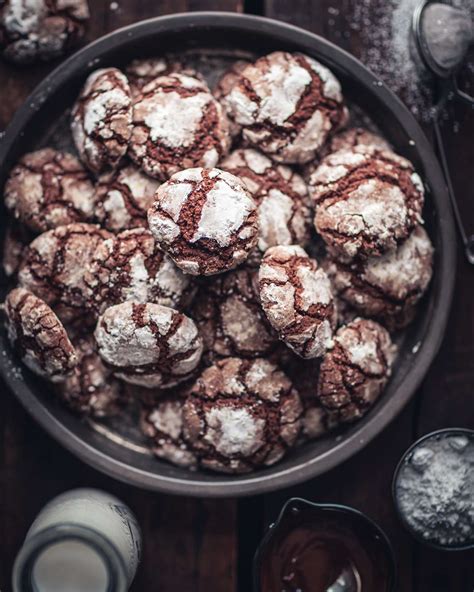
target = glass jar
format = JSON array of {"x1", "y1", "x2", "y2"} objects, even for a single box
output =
[{"x1": 12, "y1": 488, "x2": 142, "y2": 592}]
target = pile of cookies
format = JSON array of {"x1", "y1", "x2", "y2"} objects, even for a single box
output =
[{"x1": 1, "y1": 50, "x2": 434, "y2": 474}]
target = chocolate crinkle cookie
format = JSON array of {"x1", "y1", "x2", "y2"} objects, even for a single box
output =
[
  {"x1": 0, "y1": 0, "x2": 89, "y2": 64},
  {"x1": 309, "y1": 145, "x2": 425, "y2": 261},
  {"x1": 259, "y1": 245, "x2": 337, "y2": 359},
  {"x1": 129, "y1": 73, "x2": 231, "y2": 180},
  {"x1": 126, "y1": 56, "x2": 200, "y2": 96},
  {"x1": 303, "y1": 127, "x2": 391, "y2": 178},
  {"x1": 5, "y1": 287, "x2": 78, "y2": 382},
  {"x1": 55, "y1": 334, "x2": 127, "y2": 417},
  {"x1": 182, "y1": 357, "x2": 303, "y2": 473},
  {"x1": 140, "y1": 388, "x2": 198, "y2": 469},
  {"x1": 147, "y1": 167, "x2": 259, "y2": 276},
  {"x1": 84, "y1": 228, "x2": 196, "y2": 314},
  {"x1": 18, "y1": 223, "x2": 112, "y2": 324},
  {"x1": 94, "y1": 164, "x2": 160, "y2": 232},
  {"x1": 94, "y1": 301, "x2": 203, "y2": 389},
  {"x1": 317, "y1": 318, "x2": 397, "y2": 424},
  {"x1": 71, "y1": 68, "x2": 133, "y2": 175},
  {"x1": 220, "y1": 148, "x2": 313, "y2": 253},
  {"x1": 2, "y1": 219, "x2": 31, "y2": 278},
  {"x1": 4, "y1": 148, "x2": 95, "y2": 233},
  {"x1": 326, "y1": 225, "x2": 434, "y2": 331},
  {"x1": 213, "y1": 60, "x2": 251, "y2": 138},
  {"x1": 225, "y1": 51, "x2": 348, "y2": 164},
  {"x1": 327, "y1": 127, "x2": 391, "y2": 155},
  {"x1": 191, "y1": 268, "x2": 278, "y2": 361}
]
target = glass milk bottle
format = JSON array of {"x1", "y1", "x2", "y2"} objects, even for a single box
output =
[{"x1": 13, "y1": 488, "x2": 142, "y2": 592}]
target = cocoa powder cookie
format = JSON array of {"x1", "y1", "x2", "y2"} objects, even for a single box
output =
[
  {"x1": 0, "y1": 0, "x2": 89, "y2": 64},
  {"x1": 18, "y1": 223, "x2": 112, "y2": 323},
  {"x1": 2, "y1": 220, "x2": 31, "y2": 278},
  {"x1": 147, "y1": 167, "x2": 259, "y2": 275},
  {"x1": 94, "y1": 301, "x2": 203, "y2": 389},
  {"x1": 5, "y1": 148, "x2": 96, "y2": 233},
  {"x1": 129, "y1": 73, "x2": 231, "y2": 180},
  {"x1": 56, "y1": 334, "x2": 127, "y2": 417},
  {"x1": 84, "y1": 228, "x2": 196, "y2": 314},
  {"x1": 140, "y1": 388, "x2": 198, "y2": 469},
  {"x1": 191, "y1": 268, "x2": 278, "y2": 361},
  {"x1": 309, "y1": 145, "x2": 425, "y2": 261},
  {"x1": 225, "y1": 51, "x2": 348, "y2": 164},
  {"x1": 317, "y1": 318, "x2": 397, "y2": 424},
  {"x1": 213, "y1": 60, "x2": 251, "y2": 138},
  {"x1": 303, "y1": 127, "x2": 391, "y2": 178},
  {"x1": 126, "y1": 56, "x2": 200, "y2": 96},
  {"x1": 71, "y1": 67, "x2": 132, "y2": 175},
  {"x1": 182, "y1": 357, "x2": 303, "y2": 473},
  {"x1": 326, "y1": 225, "x2": 434, "y2": 331},
  {"x1": 278, "y1": 354, "x2": 330, "y2": 442},
  {"x1": 327, "y1": 127, "x2": 391, "y2": 154},
  {"x1": 4, "y1": 287, "x2": 78, "y2": 382},
  {"x1": 259, "y1": 245, "x2": 337, "y2": 359},
  {"x1": 94, "y1": 164, "x2": 160, "y2": 232},
  {"x1": 220, "y1": 148, "x2": 312, "y2": 253}
]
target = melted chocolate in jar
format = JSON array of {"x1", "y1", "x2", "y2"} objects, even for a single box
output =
[{"x1": 259, "y1": 509, "x2": 392, "y2": 592}]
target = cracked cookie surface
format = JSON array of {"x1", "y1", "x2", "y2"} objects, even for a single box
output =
[
  {"x1": 56, "y1": 333, "x2": 127, "y2": 417},
  {"x1": 18, "y1": 223, "x2": 112, "y2": 324},
  {"x1": 5, "y1": 287, "x2": 78, "y2": 381},
  {"x1": 304, "y1": 127, "x2": 391, "y2": 178},
  {"x1": 0, "y1": 0, "x2": 89, "y2": 64},
  {"x1": 94, "y1": 301, "x2": 203, "y2": 389},
  {"x1": 5, "y1": 148, "x2": 96, "y2": 233},
  {"x1": 309, "y1": 145, "x2": 425, "y2": 261},
  {"x1": 147, "y1": 167, "x2": 259, "y2": 275},
  {"x1": 317, "y1": 318, "x2": 397, "y2": 423},
  {"x1": 259, "y1": 245, "x2": 337, "y2": 359},
  {"x1": 94, "y1": 164, "x2": 160, "y2": 232},
  {"x1": 126, "y1": 56, "x2": 200, "y2": 96},
  {"x1": 220, "y1": 148, "x2": 312, "y2": 254},
  {"x1": 84, "y1": 228, "x2": 196, "y2": 314},
  {"x1": 225, "y1": 51, "x2": 348, "y2": 164},
  {"x1": 140, "y1": 386, "x2": 198, "y2": 469},
  {"x1": 191, "y1": 268, "x2": 278, "y2": 361},
  {"x1": 129, "y1": 73, "x2": 230, "y2": 180},
  {"x1": 71, "y1": 67, "x2": 132, "y2": 175},
  {"x1": 182, "y1": 357, "x2": 303, "y2": 473},
  {"x1": 213, "y1": 60, "x2": 251, "y2": 138},
  {"x1": 326, "y1": 225, "x2": 434, "y2": 330}
]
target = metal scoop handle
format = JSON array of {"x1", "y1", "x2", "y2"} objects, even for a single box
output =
[{"x1": 432, "y1": 81, "x2": 474, "y2": 264}]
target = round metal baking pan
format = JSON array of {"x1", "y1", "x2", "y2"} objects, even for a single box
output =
[{"x1": 0, "y1": 13, "x2": 456, "y2": 497}]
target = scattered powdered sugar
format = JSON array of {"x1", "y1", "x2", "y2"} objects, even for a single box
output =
[
  {"x1": 395, "y1": 432, "x2": 474, "y2": 546},
  {"x1": 348, "y1": 0, "x2": 473, "y2": 120}
]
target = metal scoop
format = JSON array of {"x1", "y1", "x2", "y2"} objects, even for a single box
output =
[{"x1": 412, "y1": 0, "x2": 474, "y2": 263}]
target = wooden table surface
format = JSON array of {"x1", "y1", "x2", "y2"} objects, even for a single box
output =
[{"x1": 1, "y1": 1, "x2": 473, "y2": 591}]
